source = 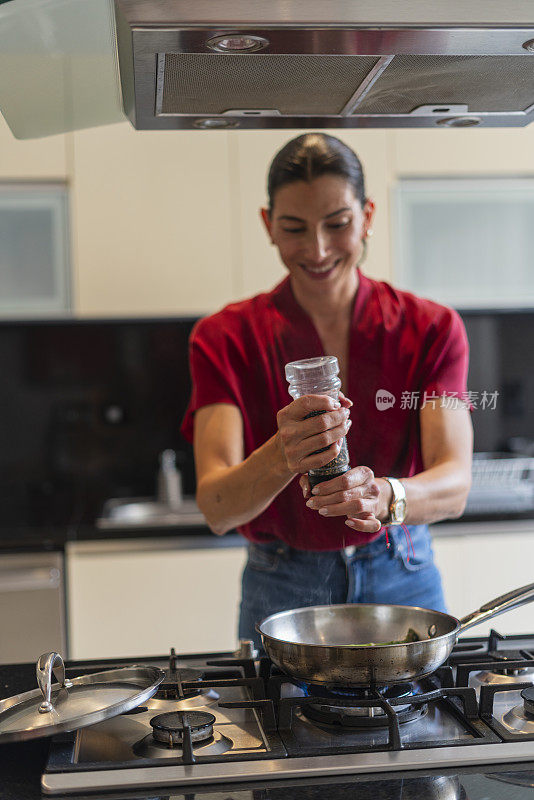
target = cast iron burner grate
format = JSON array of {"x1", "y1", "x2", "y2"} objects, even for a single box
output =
[
  {"x1": 150, "y1": 711, "x2": 216, "y2": 745},
  {"x1": 456, "y1": 656, "x2": 534, "y2": 689},
  {"x1": 479, "y1": 680, "x2": 534, "y2": 741},
  {"x1": 300, "y1": 683, "x2": 427, "y2": 728},
  {"x1": 155, "y1": 649, "x2": 206, "y2": 699},
  {"x1": 155, "y1": 667, "x2": 206, "y2": 699},
  {"x1": 490, "y1": 652, "x2": 534, "y2": 675}
]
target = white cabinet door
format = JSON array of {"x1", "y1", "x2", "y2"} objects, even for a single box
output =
[
  {"x1": 392, "y1": 127, "x2": 534, "y2": 177},
  {"x1": 393, "y1": 177, "x2": 534, "y2": 308},
  {"x1": 71, "y1": 123, "x2": 237, "y2": 317},
  {"x1": 432, "y1": 523, "x2": 534, "y2": 636},
  {"x1": 0, "y1": 184, "x2": 71, "y2": 316},
  {"x1": 66, "y1": 538, "x2": 247, "y2": 659}
]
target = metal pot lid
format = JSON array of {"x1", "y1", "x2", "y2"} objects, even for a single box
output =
[{"x1": 0, "y1": 652, "x2": 165, "y2": 744}]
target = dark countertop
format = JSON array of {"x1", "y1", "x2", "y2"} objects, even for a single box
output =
[
  {"x1": 2, "y1": 512, "x2": 534, "y2": 554},
  {"x1": 0, "y1": 522, "x2": 218, "y2": 553},
  {"x1": 3, "y1": 662, "x2": 534, "y2": 800}
]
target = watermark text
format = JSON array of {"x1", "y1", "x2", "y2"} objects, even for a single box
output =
[{"x1": 375, "y1": 389, "x2": 499, "y2": 411}]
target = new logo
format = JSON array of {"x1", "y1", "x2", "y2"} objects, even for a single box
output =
[{"x1": 375, "y1": 389, "x2": 395, "y2": 410}]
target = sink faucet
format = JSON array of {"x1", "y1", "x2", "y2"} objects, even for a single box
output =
[{"x1": 157, "y1": 449, "x2": 183, "y2": 511}]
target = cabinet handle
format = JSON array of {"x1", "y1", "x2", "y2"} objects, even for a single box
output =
[{"x1": 0, "y1": 567, "x2": 60, "y2": 592}]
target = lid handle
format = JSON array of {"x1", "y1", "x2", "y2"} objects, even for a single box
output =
[{"x1": 36, "y1": 652, "x2": 71, "y2": 714}]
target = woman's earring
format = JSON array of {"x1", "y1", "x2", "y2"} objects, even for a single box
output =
[{"x1": 366, "y1": 228, "x2": 374, "y2": 238}]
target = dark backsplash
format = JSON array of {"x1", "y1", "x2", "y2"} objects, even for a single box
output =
[
  {"x1": 461, "y1": 310, "x2": 534, "y2": 455},
  {"x1": 0, "y1": 310, "x2": 533, "y2": 533},
  {"x1": 0, "y1": 317, "x2": 198, "y2": 531}
]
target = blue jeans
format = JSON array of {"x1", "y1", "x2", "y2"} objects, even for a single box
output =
[{"x1": 238, "y1": 525, "x2": 446, "y2": 651}]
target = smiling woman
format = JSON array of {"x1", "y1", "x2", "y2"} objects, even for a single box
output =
[{"x1": 180, "y1": 133, "x2": 473, "y2": 650}]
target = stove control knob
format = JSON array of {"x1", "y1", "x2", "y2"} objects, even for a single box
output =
[{"x1": 236, "y1": 639, "x2": 256, "y2": 660}]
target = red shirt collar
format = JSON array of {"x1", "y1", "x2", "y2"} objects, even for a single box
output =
[{"x1": 270, "y1": 267, "x2": 373, "y2": 332}]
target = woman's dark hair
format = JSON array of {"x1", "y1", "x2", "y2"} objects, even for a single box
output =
[{"x1": 267, "y1": 133, "x2": 366, "y2": 213}]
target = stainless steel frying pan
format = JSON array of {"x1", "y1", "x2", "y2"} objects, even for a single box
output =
[{"x1": 257, "y1": 582, "x2": 534, "y2": 688}]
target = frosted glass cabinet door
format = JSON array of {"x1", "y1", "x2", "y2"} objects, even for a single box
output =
[
  {"x1": 394, "y1": 178, "x2": 534, "y2": 308},
  {"x1": 0, "y1": 184, "x2": 70, "y2": 316}
]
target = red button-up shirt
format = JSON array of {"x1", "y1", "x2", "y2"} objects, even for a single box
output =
[{"x1": 181, "y1": 269, "x2": 469, "y2": 550}]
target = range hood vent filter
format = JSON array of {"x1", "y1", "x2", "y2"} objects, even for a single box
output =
[
  {"x1": 159, "y1": 54, "x2": 380, "y2": 117},
  {"x1": 355, "y1": 55, "x2": 534, "y2": 115}
]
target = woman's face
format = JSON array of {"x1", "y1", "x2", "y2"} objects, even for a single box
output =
[{"x1": 261, "y1": 174, "x2": 374, "y2": 290}]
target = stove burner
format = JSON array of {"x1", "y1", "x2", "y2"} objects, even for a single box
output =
[
  {"x1": 462, "y1": 649, "x2": 534, "y2": 695},
  {"x1": 133, "y1": 729, "x2": 232, "y2": 760},
  {"x1": 499, "y1": 687, "x2": 534, "y2": 736},
  {"x1": 301, "y1": 684, "x2": 427, "y2": 729},
  {"x1": 155, "y1": 667, "x2": 205, "y2": 699},
  {"x1": 522, "y1": 686, "x2": 534, "y2": 714},
  {"x1": 496, "y1": 666, "x2": 531, "y2": 676},
  {"x1": 150, "y1": 711, "x2": 216, "y2": 746},
  {"x1": 490, "y1": 652, "x2": 533, "y2": 677},
  {"x1": 470, "y1": 668, "x2": 534, "y2": 692}
]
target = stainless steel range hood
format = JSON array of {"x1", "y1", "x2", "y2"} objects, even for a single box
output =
[
  {"x1": 115, "y1": 0, "x2": 534, "y2": 130},
  {"x1": 1, "y1": 1, "x2": 534, "y2": 139}
]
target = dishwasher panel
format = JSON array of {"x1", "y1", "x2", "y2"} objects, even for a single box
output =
[{"x1": 0, "y1": 551, "x2": 66, "y2": 664}]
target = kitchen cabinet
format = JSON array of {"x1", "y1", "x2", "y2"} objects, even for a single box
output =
[
  {"x1": 0, "y1": 114, "x2": 67, "y2": 179},
  {"x1": 0, "y1": 551, "x2": 66, "y2": 665},
  {"x1": 391, "y1": 127, "x2": 534, "y2": 176},
  {"x1": 3, "y1": 116, "x2": 534, "y2": 318},
  {"x1": 70, "y1": 123, "x2": 237, "y2": 316},
  {"x1": 0, "y1": 184, "x2": 71, "y2": 316},
  {"x1": 389, "y1": 126, "x2": 534, "y2": 306},
  {"x1": 66, "y1": 536, "x2": 248, "y2": 659},
  {"x1": 66, "y1": 521, "x2": 534, "y2": 659},
  {"x1": 432, "y1": 520, "x2": 534, "y2": 635},
  {"x1": 393, "y1": 176, "x2": 534, "y2": 307},
  {"x1": 67, "y1": 122, "x2": 534, "y2": 315}
]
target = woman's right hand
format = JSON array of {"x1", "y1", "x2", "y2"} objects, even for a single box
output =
[{"x1": 276, "y1": 394, "x2": 352, "y2": 475}]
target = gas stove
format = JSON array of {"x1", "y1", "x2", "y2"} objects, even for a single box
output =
[{"x1": 42, "y1": 632, "x2": 534, "y2": 795}]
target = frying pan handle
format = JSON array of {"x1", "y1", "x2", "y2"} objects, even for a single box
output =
[{"x1": 459, "y1": 582, "x2": 534, "y2": 634}]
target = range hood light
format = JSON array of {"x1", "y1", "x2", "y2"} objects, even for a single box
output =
[
  {"x1": 193, "y1": 118, "x2": 240, "y2": 129},
  {"x1": 436, "y1": 116, "x2": 483, "y2": 127},
  {"x1": 523, "y1": 39, "x2": 534, "y2": 52},
  {"x1": 207, "y1": 34, "x2": 269, "y2": 53}
]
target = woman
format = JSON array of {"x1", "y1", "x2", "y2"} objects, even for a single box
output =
[{"x1": 181, "y1": 133, "x2": 473, "y2": 649}]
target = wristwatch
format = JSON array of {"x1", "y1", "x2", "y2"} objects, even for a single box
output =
[{"x1": 385, "y1": 477, "x2": 407, "y2": 525}]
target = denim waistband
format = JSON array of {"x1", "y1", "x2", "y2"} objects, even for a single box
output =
[
  {"x1": 341, "y1": 524, "x2": 430, "y2": 560},
  {"x1": 251, "y1": 524, "x2": 430, "y2": 562}
]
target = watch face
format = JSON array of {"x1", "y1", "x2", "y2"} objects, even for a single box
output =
[{"x1": 393, "y1": 499, "x2": 407, "y2": 523}]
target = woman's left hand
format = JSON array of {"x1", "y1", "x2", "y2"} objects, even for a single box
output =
[{"x1": 300, "y1": 467, "x2": 383, "y2": 533}]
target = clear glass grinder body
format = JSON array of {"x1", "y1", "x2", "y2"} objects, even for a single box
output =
[{"x1": 285, "y1": 355, "x2": 351, "y2": 488}]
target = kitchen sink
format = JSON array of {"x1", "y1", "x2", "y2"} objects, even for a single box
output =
[{"x1": 96, "y1": 497, "x2": 205, "y2": 529}]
